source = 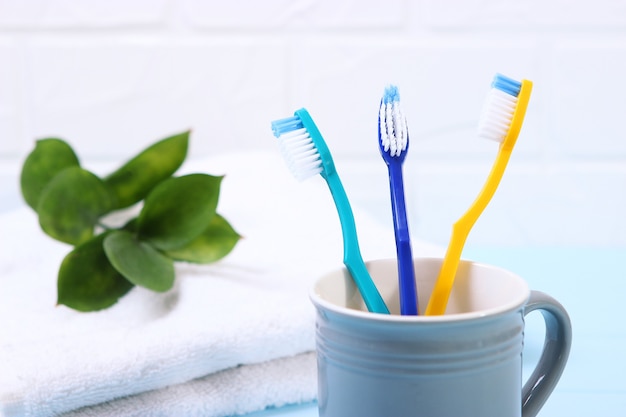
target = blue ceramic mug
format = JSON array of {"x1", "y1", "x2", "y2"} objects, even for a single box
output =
[{"x1": 311, "y1": 257, "x2": 572, "y2": 417}]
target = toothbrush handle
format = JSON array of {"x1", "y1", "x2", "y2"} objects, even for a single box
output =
[
  {"x1": 425, "y1": 144, "x2": 513, "y2": 316},
  {"x1": 324, "y1": 172, "x2": 389, "y2": 314},
  {"x1": 388, "y1": 163, "x2": 418, "y2": 315}
]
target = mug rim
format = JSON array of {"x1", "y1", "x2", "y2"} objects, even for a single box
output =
[{"x1": 310, "y1": 257, "x2": 531, "y2": 323}]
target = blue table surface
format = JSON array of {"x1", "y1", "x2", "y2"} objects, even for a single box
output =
[{"x1": 243, "y1": 246, "x2": 626, "y2": 417}]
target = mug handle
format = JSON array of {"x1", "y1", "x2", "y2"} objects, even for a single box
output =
[{"x1": 522, "y1": 290, "x2": 572, "y2": 417}]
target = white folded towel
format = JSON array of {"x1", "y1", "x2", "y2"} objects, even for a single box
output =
[
  {"x1": 62, "y1": 352, "x2": 318, "y2": 417},
  {"x1": 0, "y1": 151, "x2": 443, "y2": 417}
]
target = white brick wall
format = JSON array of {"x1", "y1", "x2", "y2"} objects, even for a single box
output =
[{"x1": 1, "y1": 0, "x2": 625, "y2": 246}]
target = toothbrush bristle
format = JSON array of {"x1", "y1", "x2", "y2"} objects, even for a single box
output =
[
  {"x1": 478, "y1": 74, "x2": 521, "y2": 143},
  {"x1": 491, "y1": 73, "x2": 522, "y2": 97},
  {"x1": 271, "y1": 116, "x2": 323, "y2": 181},
  {"x1": 379, "y1": 85, "x2": 408, "y2": 157}
]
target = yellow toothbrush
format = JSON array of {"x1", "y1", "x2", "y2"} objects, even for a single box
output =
[{"x1": 425, "y1": 74, "x2": 533, "y2": 315}]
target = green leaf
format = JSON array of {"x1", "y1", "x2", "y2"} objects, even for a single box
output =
[
  {"x1": 103, "y1": 230, "x2": 175, "y2": 292},
  {"x1": 103, "y1": 131, "x2": 189, "y2": 210},
  {"x1": 165, "y1": 214, "x2": 241, "y2": 263},
  {"x1": 20, "y1": 138, "x2": 80, "y2": 210},
  {"x1": 37, "y1": 167, "x2": 114, "y2": 245},
  {"x1": 137, "y1": 174, "x2": 223, "y2": 251},
  {"x1": 58, "y1": 233, "x2": 134, "y2": 312}
]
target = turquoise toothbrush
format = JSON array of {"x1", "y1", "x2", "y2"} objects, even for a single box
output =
[
  {"x1": 272, "y1": 108, "x2": 390, "y2": 314},
  {"x1": 378, "y1": 85, "x2": 418, "y2": 315}
]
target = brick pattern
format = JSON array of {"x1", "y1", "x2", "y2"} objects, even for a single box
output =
[{"x1": 1, "y1": 0, "x2": 624, "y2": 245}]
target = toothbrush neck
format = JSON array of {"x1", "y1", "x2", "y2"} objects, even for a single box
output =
[
  {"x1": 321, "y1": 157, "x2": 337, "y2": 178},
  {"x1": 388, "y1": 163, "x2": 411, "y2": 242},
  {"x1": 323, "y1": 172, "x2": 363, "y2": 260}
]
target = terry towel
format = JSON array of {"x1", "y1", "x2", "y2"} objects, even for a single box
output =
[{"x1": 0, "y1": 151, "x2": 443, "y2": 416}]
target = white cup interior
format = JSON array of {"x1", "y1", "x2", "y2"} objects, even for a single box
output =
[{"x1": 312, "y1": 257, "x2": 530, "y2": 320}]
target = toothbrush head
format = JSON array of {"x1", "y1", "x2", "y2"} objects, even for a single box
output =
[
  {"x1": 478, "y1": 74, "x2": 524, "y2": 144},
  {"x1": 271, "y1": 108, "x2": 333, "y2": 181},
  {"x1": 378, "y1": 85, "x2": 409, "y2": 160}
]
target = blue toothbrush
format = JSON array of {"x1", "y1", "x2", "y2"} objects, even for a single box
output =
[
  {"x1": 378, "y1": 86, "x2": 418, "y2": 315},
  {"x1": 272, "y1": 108, "x2": 390, "y2": 314}
]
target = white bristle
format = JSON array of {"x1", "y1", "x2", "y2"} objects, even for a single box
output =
[
  {"x1": 478, "y1": 88, "x2": 518, "y2": 143},
  {"x1": 276, "y1": 129, "x2": 322, "y2": 181},
  {"x1": 379, "y1": 100, "x2": 408, "y2": 157}
]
